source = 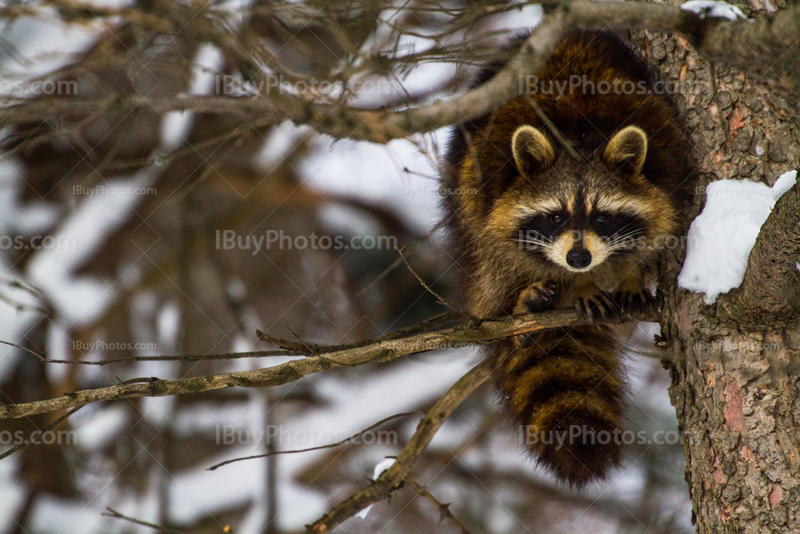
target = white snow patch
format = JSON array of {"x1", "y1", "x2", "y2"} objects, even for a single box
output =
[
  {"x1": 189, "y1": 44, "x2": 224, "y2": 96},
  {"x1": 173, "y1": 402, "x2": 255, "y2": 436},
  {"x1": 253, "y1": 123, "x2": 308, "y2": 171},
  {"x1": 257, "y1": 353, "x2": 472, "y2": 529},
  {"x1": 13, "y1": 201, "x2": 60, "y2": 232},
  {"x1": 772, "y1": 170, "x2": 797, "y2": 201},
  {"x1": 138, "y1": 395, "x2": 178, "y2": 427},
  {"x1": 681, "y1": 0, "x2": 748, "y2": 20},
  {"x1": 356, "y1": 458, "x2": 396, "y2": 519},
  {"x1": 75, "y1": 405, "x2": 129, "y2": 450},
  {"x1": 157, "y1": 301, "x2": 181, "y2": 352},
  {"x1": 28, "y1": 496, "x2": 104, "y2": 534},
  {"x1": 0, "y1": 461, "x2": 26, "y2": 533},
  {"x1": 0, "y1": 16, "x2": 101, "y2": 79},
  {"x1": 27, "y1": 173, "x2": 154, "y2": 324},
  {"x1": 299, "y1": 133, "x2": 447, "y2": 233},
  {"x1": 159, "y1": 112, "x2": 194, "y2": 152},
  {"x1": 371, "y1": 457, "x2": 396, "y2": 479},
  {"x1": 0, "y1": 272, "x2": 45, "y2": 378},
  {"x1": 159, "y1": 45, "x2": 224, "y2": 151},
  {"x1": 678, "y1": 177, "x2": 792, "y2": 303},
  {"x1": 44, "y1": 320, "x2": 70, "y2": 383},
  {"x1": 169, "y1": 456, "x2": 265, "y2": 523}
]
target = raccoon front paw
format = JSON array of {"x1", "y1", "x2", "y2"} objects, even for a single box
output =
[
  {"x1": 574, "y1": 294, "x2": 619, "y2": 322},
  {"x1": 514, "y1": 282, "x2": 557, "y2": 348},
  {"x1": 575, "y1": 289, "x2": 654, "y2": 322},
  {"x1": 611, "y1": 289, "x2": 655, "y2": 315},
  {"x1": 515, "y1": 282, "x2": 558, "y2": 315}
]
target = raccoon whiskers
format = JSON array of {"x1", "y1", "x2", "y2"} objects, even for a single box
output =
[
  {"x1": 514, "y1": 237, "x2": 552, "y2": 250},
  {"x1": 603, "y1": 221, "x2": 646, "y2": 248},
  {"x1": 605, "y1": 230, "x2": 646, "y2": 250}
]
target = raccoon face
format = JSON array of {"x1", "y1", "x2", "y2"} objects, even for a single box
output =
[
  {"x1": 515, "y1": 200, "x2": 649, "y2": 272},
  {"x1": 508, "y1": 124, "x2": 671, "y2": 273}
]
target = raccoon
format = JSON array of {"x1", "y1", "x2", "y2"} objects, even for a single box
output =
[{"x1": 441, "y1": 30, "x2": 693, "y2": 486}]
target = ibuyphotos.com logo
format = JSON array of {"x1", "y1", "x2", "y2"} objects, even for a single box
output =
[{"x1": 519, "y1": 425, "x2": 691, "y2": 449}]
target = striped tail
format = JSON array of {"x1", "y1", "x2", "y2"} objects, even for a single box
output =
[{"x1": 490, "y1": 327, "x2": 625, "y2": 487}]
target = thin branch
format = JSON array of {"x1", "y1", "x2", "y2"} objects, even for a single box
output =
[
  {"x1": 0, "y1": 405, "x2": 84, "y2": 461},
  {"x1": 305, "y1": 358, "x2": 494, "y2": 533},
  {"x1": 0, "y1": 305, "x2": 658, "y2": 421},
  {"x1": 257, "y1": 332, "x2": 311, "y2": 355},
  {"x1": 406, "y1": 479, "x2": 473, "y2": 534},
  {"x1": 356, "y1": 222, "x2": 442, "y2": 298},
  {"x1": 0, "y1": 340, "x2": 296, "y2": 366},
  {"x1": 397, "y1": 247, "x2": 475, "y2": 320},
  {"x1": 102, "y1": 508, "x2": 184, "y2": 534},
  {"x1": 207, "y1": 411, "x2": 420, "y2": 471},
  {"x1": 525, "y1": 95, "x2": 582, "y2": 161},
  {"x1": 258, "y1": 312, "x2": 460, "y2": 356}
]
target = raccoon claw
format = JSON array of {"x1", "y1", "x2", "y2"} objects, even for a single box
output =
[
  {"x1": 516, "y1": 282, "x2": 557, "y2": 315},
  {"x1": 514, "y1": 283, "x2": 557, "y2": 348},
  {"x1": 574, "y1": 295, "x2": 619, "y2": 322},
  {"x1": 612, "y1": 290, "x2": 655, "y2": 315}
]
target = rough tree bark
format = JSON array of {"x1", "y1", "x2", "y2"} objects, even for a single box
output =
[{"x1": 631, "y1": 1, "x2": 800, "y2": 532}]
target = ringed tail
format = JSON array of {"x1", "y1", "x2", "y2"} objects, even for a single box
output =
[{"x1": 491, "y1": 327, "x2": 625, "y2": 486}]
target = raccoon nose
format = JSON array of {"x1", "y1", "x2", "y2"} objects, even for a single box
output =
[{"x1": 566, "y1": 248, "x2": 592, "y2": 269}]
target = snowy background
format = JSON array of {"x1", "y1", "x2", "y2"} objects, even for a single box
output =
[{"x1": 1, "y1": 0, "x2": 769, "y2": 532}]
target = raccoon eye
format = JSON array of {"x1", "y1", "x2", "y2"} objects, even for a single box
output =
[
  {"x1": 550, "y1": 214, "x2": 563, "y2": 225},
  {"x1": 595, "y1": 214, "x2": 609, "y2": 224}
]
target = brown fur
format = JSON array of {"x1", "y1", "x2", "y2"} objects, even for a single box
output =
[{"x1": 440, "y1": 30, "x2": 694, "y2": 486}]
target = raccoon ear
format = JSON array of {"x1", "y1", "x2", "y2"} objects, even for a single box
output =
[
  {"x1": 512, "y1": 125, "x2": 554, "y2": 176},
  {"x1": 604, "y1": 126, "x2": 648, "y2": 173}
]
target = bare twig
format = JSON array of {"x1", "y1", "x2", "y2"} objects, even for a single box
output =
[
  {"x1": 102, "y1": 508, "x2": 184, "y2": 534},
  {"x1": 406, "y1": 479, "x2": 473, "y2": 534},
  {"x1": 258, "y1": 312, "x2": 460, "y2": 355},
  {"x1": 1, "y1": 339, "x2": 296, "y2": 366},
  {"x1": 207, "y1": 411, "x2": 420, "y2": 471},
  {"x1": 356, "y1": 222, "x2": 443, "y2": 298},
  {"x1": 525, "y1": 95, "x2": 582, "y2": 161},
  {"x1": 397, "y1": 247, "x2": 475, "y2": 320},
  {"x1": 257, "y1": 331, "x2": 312, "y2": 354},
  {"x1": 0, "y1": 305, "x2": 658, "y2": 421},
  {"x1": 0, "y1": 405, "x2": 84, "y2": 461}
]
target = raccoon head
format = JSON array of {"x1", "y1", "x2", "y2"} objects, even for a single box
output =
[{"x1": 502, "y1": 124, "x2": 676, "y2": 273}]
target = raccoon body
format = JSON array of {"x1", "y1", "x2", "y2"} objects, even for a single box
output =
[{"x1": 441, "y1": 30, "x2": 693, "y2": 486}]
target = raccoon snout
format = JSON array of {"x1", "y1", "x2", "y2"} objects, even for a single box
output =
[{"x1": 566, "y1": 247, "x2": 592, "y2": 269}]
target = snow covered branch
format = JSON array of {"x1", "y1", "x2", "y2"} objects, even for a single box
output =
[
  {"x1": 0, "y1": 306, "x2": 657, "y2": 421},
  {"x1": 719, "y1": 180, "x2": 800, "y2": 324}
]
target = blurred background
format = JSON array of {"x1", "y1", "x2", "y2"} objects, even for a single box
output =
[{"x1": 0, "y1": 0, "x2": 691, "y2": 532}]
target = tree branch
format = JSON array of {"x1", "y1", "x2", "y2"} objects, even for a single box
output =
[
  {"x1": 0, "y1": 306, "x2": 657, "y2": 421},
  {"x1": 3, "y1": 2, "x2": 798, "y2": 144},
  {"x1": 306, "y1": 358, "x2": 493, "y2": 533},
  {"x1": 718, "y1": 180, "x2": 800, "y2": 324}
]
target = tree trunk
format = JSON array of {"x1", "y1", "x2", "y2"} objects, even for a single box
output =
[{"x1": 631, "y1": 1, "x2": 800, "y2": 531}]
